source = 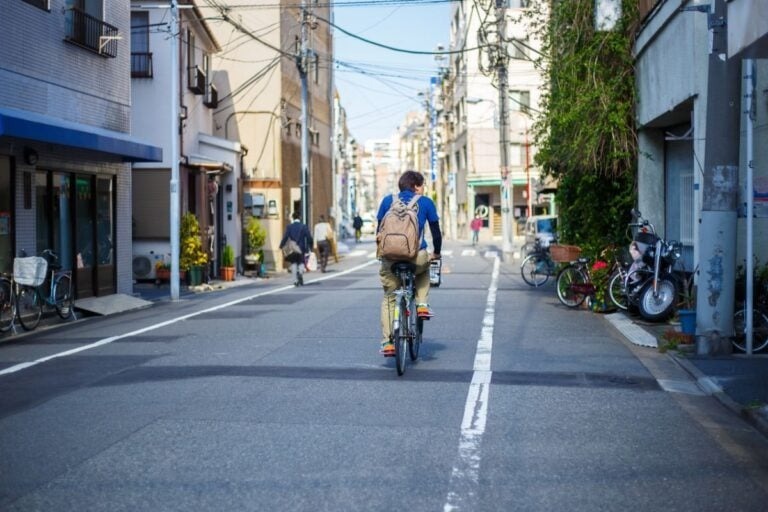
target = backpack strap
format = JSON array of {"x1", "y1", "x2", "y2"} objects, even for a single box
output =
[{"x1": 407, "y1": 194, "x2": 420, "y2": 209}]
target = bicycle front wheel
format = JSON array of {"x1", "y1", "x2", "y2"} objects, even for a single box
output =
[
  {"x1": 521, "y1": 254, "x2": 549, "y2": 287},
  {"x1": 733, "y1": 309, "x2": 768, "y2": 353},
  {"x1": 394, "y1": 300, "x2": 408, "y2": 376},
  {"x1": 608, "y1": 271, "x2": 628, "y2": 311},
  {"x1": 0, "y1": 278, "x2": 16, "y2": 332},
  {"x1": 16, "y1": 285, "x2": 42, "y2": 331},
  {"x1": 54, "y1": 274, "x2": 74, "y2": 319},
  {"x1": 556, "y1": 265, "x2": 588, "y2": 307}
]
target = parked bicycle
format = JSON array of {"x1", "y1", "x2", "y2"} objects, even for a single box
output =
[
  {"x1": 0, "y1": 273, "x2": 16, "y2": 333},
  {"x1": 552, "y1": 245, "x2": 594, "y2": 307},
  {"x1": 14, "y1": 249, "x2": 75, "y2": 331},
  {"x1": 520, "y1": 239, "x2": 558, "y2": 287},
  {"x1": 388, "y1": 261, "x2": 425, "y2": 376},
  {"x1": 733, "y1": 281, "x2": 768, "y2": 353}
]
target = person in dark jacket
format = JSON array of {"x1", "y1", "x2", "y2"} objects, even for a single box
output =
[{"x1": 279, "y1": 212, "x2": 313, "y2": 286}]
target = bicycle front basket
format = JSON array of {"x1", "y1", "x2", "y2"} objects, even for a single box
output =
[{"x1": 13, "y1": 256, "x2": 48, "y2": 287}]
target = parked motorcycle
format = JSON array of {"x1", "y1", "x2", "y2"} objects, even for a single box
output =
[{"x1": 626, "y1": 209, "x2": 682, "y2": 322}]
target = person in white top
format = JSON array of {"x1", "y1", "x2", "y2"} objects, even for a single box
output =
[{"x1": 313, "y1": 215, "x2": 333, "y2": 272}]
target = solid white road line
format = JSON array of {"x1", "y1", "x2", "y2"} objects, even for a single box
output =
[
  {"x1": 0, "y1": 259, "x2": 379, "y2": 377},
  {"x1": 444, "y1": 255, "x2": 500, "y2": 512}
]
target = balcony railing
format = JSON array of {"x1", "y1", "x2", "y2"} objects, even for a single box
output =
[
  {"x1": 188, "y1": 66, "x2": 205, "y2": 94},
  {"x1": 203, "y1": 83, "x2": 218, "y2": 108},
  {"x1": 131, "y1": 53, "x2": 153, "y2": 78},
  {"x1": 65, "y1": 7, "x2": 118, "y2": 57}
]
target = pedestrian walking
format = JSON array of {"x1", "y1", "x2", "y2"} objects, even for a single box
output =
[
  {"x1": 313, "y1": 215, "x2": 332, "y2": 273},
  {"x1": 279, "y1": 212, "x2": 313, "y2": 286},
  {"x1": 470, "y1": 214, "x2": 483, "y2": 246},
  {"x1": 352, "y1": 213, "x2": 363, "y2": 243}
]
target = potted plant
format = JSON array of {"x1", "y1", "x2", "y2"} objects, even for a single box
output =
[
  {"x1": 678, "y1": 265, "x2": 698, "y2": 336},
  {"x1": 220, "y1": 244, "x2": 235, "y2": 281},
  {"x1": 155, "y1": 260, "x2": 171, "y2": 282},
  {"x1": 180, "y1": 212, "x2": 207, "y2": 286},
  {"x1": 244, "y1": 217, "x2": 266, "y2": 265}
]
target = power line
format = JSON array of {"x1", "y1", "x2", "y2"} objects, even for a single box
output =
[{"x1": 314, "y1": 13, "x2": 486, "y2": 55}]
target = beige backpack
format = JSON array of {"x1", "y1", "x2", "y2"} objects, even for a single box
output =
[{"x1": 377, "y1": 194, "x2": 421, "y2": 260}]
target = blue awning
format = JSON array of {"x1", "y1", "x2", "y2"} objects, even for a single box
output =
[{"x1": 0, "y1": 107, "x2": 162, "y2": 162}]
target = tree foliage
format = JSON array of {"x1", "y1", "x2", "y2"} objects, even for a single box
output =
[{"x1": 524, "y1": 0, "x2": 640, "y2": 253}]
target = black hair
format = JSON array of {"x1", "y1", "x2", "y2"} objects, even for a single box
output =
[{"x1": 398, "y1": 170, "x2": 424, "y2": 192}]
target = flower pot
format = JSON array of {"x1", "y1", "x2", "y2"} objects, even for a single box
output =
[
  {"x1": 188, "y1": 265, "x2": 204, "y2": 286},
  {"x1": 678, "y1": 309, "x2": 696, "y2": 335},
  {"x1": 220, "y1": 266, "x2": 235, "y2": 281},
  {"x1": 156, "y1": 268, "x2": 170, "y2": 281}
]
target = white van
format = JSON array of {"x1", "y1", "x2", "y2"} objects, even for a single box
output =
[{"x1": 524, "y1": 215, "x2": 558, "y2": 249}]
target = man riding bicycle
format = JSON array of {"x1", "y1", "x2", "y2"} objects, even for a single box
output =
[{"x1": 377, "y1": 170, "x2": 442, "y2": 357}]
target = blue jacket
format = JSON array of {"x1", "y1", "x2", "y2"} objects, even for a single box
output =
[{"x1": 376, "y1": 191, "x2": 440, "y2": 252}]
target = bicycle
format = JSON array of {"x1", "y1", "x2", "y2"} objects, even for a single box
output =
[
  {"x1": 733, "y1": 281, "x2": 768, "y2": 353},
  {"x1": 388, "y1": 261, "x2": 425, "y2": 376},
  {"x1": 520, "y1": 239, "x2": 558, "y2": 287},
  {"x1": 14, "y1": 250, "x2": 75, "y2": 331},
  {"x1": 0, "y1": 273, "x2": 16, "y2": 333},
  {"x1": 554, "y1": 245, "x2": 627, "y2": 309}
]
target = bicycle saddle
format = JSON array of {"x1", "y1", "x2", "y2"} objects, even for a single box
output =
[{"x1": 391, "y1": 262, "x2": 416, "y2": 274}]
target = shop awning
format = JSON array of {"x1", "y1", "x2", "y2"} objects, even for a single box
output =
[
  {"x1": 0, "y1": 107, "x2": 162, "y2": 162},
  {"x1": 185, "y1": 154, "x2": 233, "y2": 173}
]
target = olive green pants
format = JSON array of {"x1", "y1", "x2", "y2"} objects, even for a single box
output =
[{"x1": 379, "y1": 249, "x2": 430, "y2": 343}]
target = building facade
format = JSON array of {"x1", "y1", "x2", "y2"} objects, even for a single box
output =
[{"x1": 1, "y1": 0, "x2": 161, "y2": 300}]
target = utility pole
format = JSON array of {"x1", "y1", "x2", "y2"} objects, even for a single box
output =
[
  {"x1": 496, "y1": 0, "x2": 512, "y2": 255},
  {"x1": 696, "y1": 0, "x2": 739, "y2": 355},
  {"x1": 169, "y1": 0, "x2": 181, "y2": 300},
  {"x1": 298, "y1": 1, "x2": 311, "y2": 225}
]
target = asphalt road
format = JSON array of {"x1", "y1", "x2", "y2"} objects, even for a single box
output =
[{"x1": 1, "y1": 240, "x2": 767, "y2": 511}]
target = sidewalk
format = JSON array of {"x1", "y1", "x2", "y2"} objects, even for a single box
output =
[{"x1": 605, "y1": 309, "x2": 768, "y2": 437}]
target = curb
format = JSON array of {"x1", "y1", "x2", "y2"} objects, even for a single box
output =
[{"x1": 670, "y1": 353, "x2": 768, "y2": 439}]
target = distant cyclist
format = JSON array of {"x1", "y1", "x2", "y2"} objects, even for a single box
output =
[
  {"x1": 352, "y1": 213, "x2": 363, "y2": 243},
  {"x1": 376, "y1": 170, "x2": 442, "y2": 357}
]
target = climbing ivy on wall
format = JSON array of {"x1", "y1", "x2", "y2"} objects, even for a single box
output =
[{"x1": 524, "y1": 0, "x2": 640, "y2": 255}]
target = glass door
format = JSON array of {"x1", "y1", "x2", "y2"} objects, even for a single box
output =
[
  {"x1": 75, "y1": 175, "x2": 95, "y2": 298},
  {"x1": 95, "y1": 177, "x2": 115, "y2": 295},
  {"x1": 0, "y1": 157, "x2": 13, "y2": 274}
]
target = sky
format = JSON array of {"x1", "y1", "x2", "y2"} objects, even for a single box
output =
[{"x1": 331, "y1": 0, "x2": 452, "y2": 144}]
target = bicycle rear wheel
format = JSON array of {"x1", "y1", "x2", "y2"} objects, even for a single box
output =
[
  {"x1": 733, "y1": 309, "x2": 768, "y2": 353},
  {"x1": 16, "y1": 285, "x2": 42, "y2": 331},
  {"x1": 0, "y1": 278, "x2": 15, "y2": 332},
  {"x1": 409, "y1": 313, "x2": 423, "y2": 361},
  {"x1": 54, "y1": 274, "x2": 74, "y2": 319},
  {"x1": 521, "y1": 254, "x2": 549, "y2": 287},
  {"x1": 556, "y1": 265, "x2": 588, "y2": 307},
  {"x1": 394, "y1": 300, "x2": 408, "y2": 376}
]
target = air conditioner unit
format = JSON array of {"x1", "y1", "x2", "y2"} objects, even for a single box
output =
[
  {"x1": 132, "y1": 240, "x2": 171, "y2": 281},
  {"x1": 132, "y1": 254, "x2": 158, "y2": 280}
]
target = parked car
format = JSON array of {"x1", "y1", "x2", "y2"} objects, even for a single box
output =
[
  {"x1": 524, "y1": 215, "x2": 558, "y2": 249},
  {"x1": 361, "y1": 214, "x2": 377, "y2": 235}
]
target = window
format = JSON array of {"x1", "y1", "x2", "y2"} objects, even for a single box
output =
[
  {"x1": 23, "y1": 0, "x2": 50, "y2": 10},
  {"x1": 509, "y1": 90, "x2": 530, "y2": 113},
  {"x1": 509, "y1": 143, "x2": 523, "y2": 166},
  {"x1": 131, "y1": 12, "x2": 152, "y2": 78},
  {"x1": 510, "y1": 39, "x2": 528, "y2": 60}
]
